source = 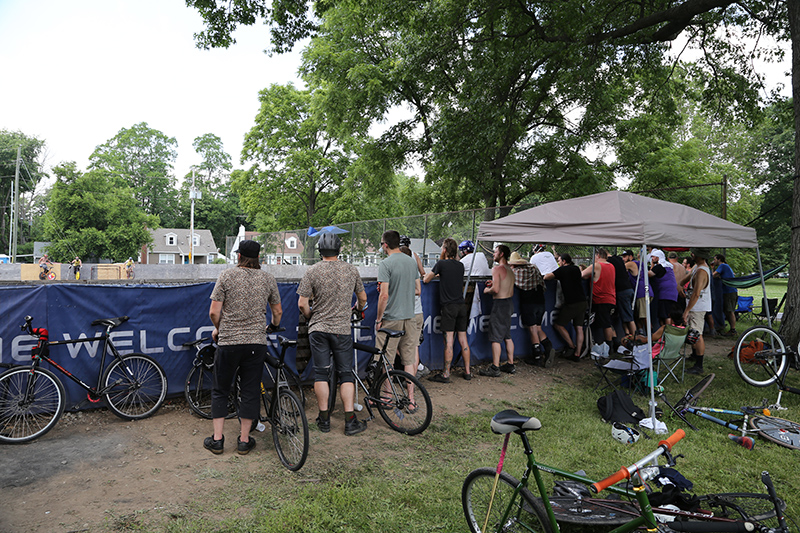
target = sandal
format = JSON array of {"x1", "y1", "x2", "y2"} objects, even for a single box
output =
[{"x1": 428, "y1": 373, "x2": 451, "y2": 383}]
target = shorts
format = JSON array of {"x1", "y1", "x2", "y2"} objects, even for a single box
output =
[
  {"x1": 489, "y1": 298, "x2": 514, "y2": 343},
  {"x1": 440, "y1": 302, "x2": 468, "y2": 332},
  {"x1": 686, "y1": 311, "x2": 706, "y2": 334},
  {"x1": 413, "y1": 313, "x2": 424, "y2": 345},
  {"x1": 309, "y1": 331, "x2": 355, "y2": 384},
  {"x1": 555, "y1": 301, "x2": 586, "y2": 327},
  {"x1": 377, "y1": 318, "x2": 417, "y2": 366},
  {"x1": 657, "y1": 299, "x2": 676, "y2": 320},
  {"x1": 592, "y1": 303, "x2": 614, "y2": 329},
  {"x1": 723, "y1": 292, "x2": 738, "y2": 314},
  {"x1": 212, "y1": 344, "x2": 266, "y2": 421},
  {"x1": 616, "y1": 288, "x2": 634, "y2": 323},
  {"x1": 518, "y1": 288, "x2": 545, "y2": 327},
  {"x1": 634, "y1": 297, "x2": 648, "y2": 319}
]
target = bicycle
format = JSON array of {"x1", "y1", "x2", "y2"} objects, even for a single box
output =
[
  {"x1": 0, "y1": 315, "x2": 168, "y2": 443},
  {"x1": 38, "y1": 264, "x2": 56, "y2": 280},
  {"x1": 462, "y1": 409, "x2": 792, "y2": 533},
  {"x1": 661, "y1": 374, "x2": 800, "y2": 450},
  {"x1": 326, "y1": 324, "x2": 432, "y2": 435}
]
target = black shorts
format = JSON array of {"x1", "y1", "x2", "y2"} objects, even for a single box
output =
[
  {"x1": 592, "y1": 303, "x2": 615, "y2": 329},
  {"x1": 440, "y1": 302, "x2": 468, "y2": 332},
  {"x1": 518, "y1": 288, "x2": 545, "y2": 327},
  {"x1": 555, "y1": 301, "x2": 586, "y2": 327},
  {"x1": 657, "y1": 299, "x2": 676, "y2": 320}
]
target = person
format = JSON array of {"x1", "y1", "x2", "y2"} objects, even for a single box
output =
[
  {"x1": 607, "y1": 252, "x2": 635, "y2": 336},
  {"x1": 205, "y1": 239, "x2": 282, "y2": 455},
  {"x1": 38, "y1": 254, "x2": 52, "y2": 277},
  {"x1": 458, "y1": 240, "x2": 492, "y2": 276},
  {"x1": 712, "y1": 254, "x2": 738, "y2": 337},
  {"x1": 668, "y1": 252, "x2": 687, "y2": 314},
  {"x1": 508, "y1": 251, "x2": 553, "y2": 366},
  {"x1": 298, "y1": 232, "x2": 368, "y2": 436},
  {"x1": 649, "y1": 249, "x2": 679, "y2": 326},
  {"x1": 543, "y1": 253, "x2": 586, "y2": 362},
  {"x1": 124, "y1": 257, "x2": 134, "y2": 278},
  {"x1": 529, "y1": 244, "x2": 558, "y2": 275},
  {"x1": 677, "y1": 248, "x2": 711, "y2": 375},
  {"x1": 399, "y1": 235, "x2": 430, "y2": 378},
  {"x1": 423, "y1": 238, "x2": 472, "y2": 382},
  {"x1": 622, "y1": 249, "x2": 653, "y2": 334},
  {"x1": 376, "y1": 230, "x2": 421, "y2": 404},
  {"x1": 71, "y1": 256, "x2": 82, "y2": 280},
  {"x1": 480, "y1": 245, "x2": 516, "y2": 377},
  {"x1": 581, "y1": 248, "x2": 618, "y2": 350}
]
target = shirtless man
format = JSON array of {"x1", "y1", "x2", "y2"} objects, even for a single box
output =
[{"x1": 479, "y1": 245, "x2": 516, "y2": 377}]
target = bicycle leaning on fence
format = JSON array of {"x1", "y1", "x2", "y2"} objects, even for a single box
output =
[
  {"x1": 462, "y1": 409, "x2": 793, "y2": 533},
  {"x1": 0, "y1": 315, "x2": 168, "y2": 444}
]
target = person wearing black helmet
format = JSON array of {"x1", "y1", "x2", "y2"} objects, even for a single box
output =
[{"x1": 298, "y1": 232, "x2": 368, "y2": 436}]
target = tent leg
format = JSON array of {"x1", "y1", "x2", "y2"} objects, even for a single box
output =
[{"x1": 755, "y1": 246, "x2": 771, "y2": 329}]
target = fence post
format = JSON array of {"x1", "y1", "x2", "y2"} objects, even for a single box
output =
[{"x1": 422, "y1": 214, "x2": 429, "y2": 260}]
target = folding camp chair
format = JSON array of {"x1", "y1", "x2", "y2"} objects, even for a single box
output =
[
  {"x1": 653, "y1": 325, "x2": 689, "y2": 386},
  {"x1": 593, "y1": 343, "x2": 650, "y2": 393},
  {"x1": 755, "y1": 297, "x2": 780, "y2": 325},
  {"x1": 734, "y1": 296, "x2": 755, "y2": 323}
]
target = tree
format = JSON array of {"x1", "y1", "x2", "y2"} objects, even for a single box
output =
[
  {"x1": 88, "y1": 122, "x2": 180, "y2": 220},
  {"x1": 44, "y1": 166, "x2": 156, "y2": 262},
  {"x1": 0, "y1": 130, "x2": 47, "y2": 253},
  {"x1": 190, "y1": 133, "x2": 232, "y2": 194}
]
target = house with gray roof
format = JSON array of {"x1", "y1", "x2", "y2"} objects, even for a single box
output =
[{"x1": 142, "y1": 228, "x2": 219, "y2": 265}]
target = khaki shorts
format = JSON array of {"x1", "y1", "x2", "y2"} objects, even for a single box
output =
[
  {"x1": 687, "y1": 311, "x2": 706, "y2": 334},
  {"x1": 411, "y1": 313, "x2": 424, "y2": 346},
  {"x1": 377, "y1": 318, "x2": 417, "y2": 366},
  {"x1": 634, "y1": 297, "x2": 648, "y2": 319}
]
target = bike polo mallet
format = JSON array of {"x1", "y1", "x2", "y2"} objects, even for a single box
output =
[{"x1": 483, "y1": 433, "x2": 511, "y2": 533}]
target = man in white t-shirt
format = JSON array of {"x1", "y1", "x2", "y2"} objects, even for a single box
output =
[
  {"x1": 458, "y1": 240, "x2": 492, "y2": 276},
  {"x1": 529, "y1": 244, "x2": 558, "y2": 275}
]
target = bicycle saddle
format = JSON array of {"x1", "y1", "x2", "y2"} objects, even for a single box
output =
[
  {"x1": 378, "y1": 328, "x2": 405, "y2": 338},
  {"x1": 491, "y1": 409, "x2": 542, "y2": 435},
  {"x1": 91, "y1": 316, "x2": 130, "y2": 328}
]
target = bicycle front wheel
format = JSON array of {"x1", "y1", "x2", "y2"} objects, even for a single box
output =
[
  {"x1": 463, "y1": 467, "x2": 553, "y2": 533},
  {"x1": 103, "y1": 354, "x2": 166, "y2": 420},
  {"x1": 271, "y1": 388, "x2": 308, "y2": 471},
  {"x1": 0, "y1": 367, "x2": 65, "y2": 443},
  {"x1": 372, "y1": 370, "x2": 432, "y2": 435},
  {"x1": 734, "y1": 326, "x2": 789, "y2": 387},
  {"x1": 750, "y1": 415, "x2": 800, "y2": 450}
]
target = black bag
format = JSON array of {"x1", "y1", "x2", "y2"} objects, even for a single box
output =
[{"x1": 597, "y1": 390, "x2": 646, "y2": 424}]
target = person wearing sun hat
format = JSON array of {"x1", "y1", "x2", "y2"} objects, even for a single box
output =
[
  {"x1": 676, "y1": 247, "x2": 712, "y2": 374},
  {"x1": 508, "y1": 251, "x2": 554, "y2": 367}
]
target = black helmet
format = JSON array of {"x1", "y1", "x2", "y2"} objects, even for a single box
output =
[
  {"x1": 317, "y1": 232, "x2": 342, "y2": 256},
  {"x1": 399, "y1": 235, "x2": 411, "y2": 247}
]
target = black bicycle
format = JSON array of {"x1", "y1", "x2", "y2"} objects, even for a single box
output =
[
  {"x1": 0, "y1": 315, "x2": 167, "y2": 443},
  {"x1": 327, "y1": 325, "x2": 432, "y2": 435}
]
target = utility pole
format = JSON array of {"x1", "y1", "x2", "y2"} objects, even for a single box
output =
[
  {"x1": 189, "y1": 171, "x2": 201, "y2": 264},
  {"x1": 10, "y1": 146, "x2": 21, "y2": 262}
]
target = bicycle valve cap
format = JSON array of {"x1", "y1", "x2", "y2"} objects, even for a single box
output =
[{"x1": 728, "y1": 434, "x2": 754, "y2": 450}]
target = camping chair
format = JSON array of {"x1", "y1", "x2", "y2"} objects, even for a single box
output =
[
  {"x1": 593, "y1": 343, "x2": 650, "y2": 393},
  {"x1": 734, "y1": 296, "x2": 755, "y2": 324},
  {"x1": 653, "y1": 325, "x2": 689, "y2": 386},
  {"x1": 755, "y1": 297, "x2": 780, "y2": 325}
]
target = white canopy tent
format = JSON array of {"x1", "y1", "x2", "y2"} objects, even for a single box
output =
[{"x1": 478, "y1": 190, "x2": 765, "y2": 429}]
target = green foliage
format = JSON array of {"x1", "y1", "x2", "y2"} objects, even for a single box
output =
[
  {"x1": 43, "y1": 168, "x2": 155, "y2": 262},
  {"x1": 0, "y1": 129, "x2": 47, "y2": 252},
  {"x1": 190, "y1": 133, "x2": 233, "y2": 193}
]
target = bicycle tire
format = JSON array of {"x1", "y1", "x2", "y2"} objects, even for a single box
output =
[
  {"x1": 326, "y1": 365, "x2": 338, "y2": 413},
  {"x1": 462, "y1": 467, "x2": 554, "y2": 533},
  {"x1": 546, "y1": 496, "x2": 638, "y2": 526},
  {"x1": 184, "y1": 364, "x2": 237, "y2": 419},
  {"x1": 102, "y1": 353, "x2": 167, "y2": 420},
  {"x1": 371, "y1": 369, "x2": 432, "y2": 435},
  {"x1": 271, "y1": 388, "x2": 309, "y2": 471},
  {"x1": 674, "y1": 373, "x2": 715, "y2": 414},
  {"x1": 750, "y1": 415, "x2": 800, "y2": 450},
  {"x1": 0, "y1": 367, "x2": 65, "y2": 443},
  {"x1": 734, "y1": 326, "x2": 789, "y2": 388},
  {"x1": 283, "y1": 368, "x2": 306, "y2": 409},
  {"x1": 46, "y1": 271, "x2": 56, "y2": 280}
]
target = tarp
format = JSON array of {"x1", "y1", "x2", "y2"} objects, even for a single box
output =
[
  {"x1": 722, "y1": 264, "x2": 787, "y2": 289},
  {"x1": 478, "y1": 190, "x2": 759, "y2": 248}
]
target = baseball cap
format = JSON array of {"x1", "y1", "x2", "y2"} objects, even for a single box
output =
[
  {"x1": 622, "y1": 250, "x2": 634, "y2": 257},
  {"x1": 234, "y1": 239, "x2": 261, "y2": 259}
]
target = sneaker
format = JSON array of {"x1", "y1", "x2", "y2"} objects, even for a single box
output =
[
  {"x1": 479, "y1": 365, "x2": 501, "y2": 377},
  {"x1": 428, "y1": 373, "x2": 451, "y2": 383},
  {"x1": 237, "y1": 436, "x2": 256, "y2": 455},
  {"x1": 463, "y1": 372, "x2": 473, "y2": 380},
  {"x1": 416, "y1": 365, "x2": 431, "y2": 379},
  {"x1": 563, "y1": 347, "x2": 581, "y2": 362},
  {"x1": 722, "y1": 329, "x2": 738, "y2": 337},
  {"x1": 687, "y1": 365, "x2": 704, "y2": 375},
  {"x1": 543, "y1": 347, "x2": 556, "y2": 368},
  {"x1": 499, "y1": 363, "x2": 516, "y2": 374},
  {"x1": 316, "y1": 415, "x2": 331, "y2": 433},
  {"x1": 344, "y1": 415, "x2": 367, "y2": 436},
  {"x1": 203, "y1": 435, "x2": 224, "y2": 455}
]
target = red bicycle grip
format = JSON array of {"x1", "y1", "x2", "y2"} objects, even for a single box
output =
[
  {"x1": 659, "y1": 429, "x2": 685, "y2": 450},
  {"x1": 590, "y1": 466, "x2": 630, "y2": 494}
]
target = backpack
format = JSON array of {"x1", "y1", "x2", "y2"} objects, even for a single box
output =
[
  {"x1": 597, "y1": 389, "x2": 646, "y2": 424},
  {"x1": 727, "y1": 340, "x2": 764, "y2": 364}
]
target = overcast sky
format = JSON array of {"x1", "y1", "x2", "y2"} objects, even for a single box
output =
[{"x1": 0, "y1": 0, "x2": 303, "y2": 183}]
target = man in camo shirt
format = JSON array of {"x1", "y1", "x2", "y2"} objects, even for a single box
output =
[
  {"x1": 204, "y1": 240, "x2": 282, "y2": 456},
  {"x1": 298, "y1": 232, "x2": 368, "y2": 436}
]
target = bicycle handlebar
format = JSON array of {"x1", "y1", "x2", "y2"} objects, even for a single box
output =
[{"x1": 590, "y1": 429, "x2": 685, "y2": 493}]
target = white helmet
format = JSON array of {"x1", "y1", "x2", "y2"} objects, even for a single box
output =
[{"x1": 612, "y1": 422, "x2": 640, "y2": 444}]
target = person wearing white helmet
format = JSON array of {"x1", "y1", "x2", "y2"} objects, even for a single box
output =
[
  {"x1": 458, "y1": 240, "x2": 492, "y2": 276},
  {"x1": 529, "y1": 244, "x2": 558, "y2": 275}
]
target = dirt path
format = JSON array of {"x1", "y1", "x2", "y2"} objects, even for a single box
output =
[{"x1": 0, "y1": 338, "x2": 732, "y2": 532}]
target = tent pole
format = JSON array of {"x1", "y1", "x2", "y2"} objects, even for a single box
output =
[
  {"x1": 642, "y1": 244, "x2": 657, "y2": 435},
  {"x1": 755, "y1": 246, "x2": 771, "y2": 329}
]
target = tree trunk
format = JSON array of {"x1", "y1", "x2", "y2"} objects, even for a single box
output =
[{"x1": 785, "y1": 0, "x2": 800, "y2": 346}]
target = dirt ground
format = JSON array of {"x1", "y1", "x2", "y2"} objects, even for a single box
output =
[{"x1": 0, "y1": 337, "x2": 733, "y2": 533}]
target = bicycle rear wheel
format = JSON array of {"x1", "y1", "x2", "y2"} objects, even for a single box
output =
[
  {"x1": 750, "y1": 415, "x2": 800, "y2": 450},
  {"x1": 734, "y1": 326, "x2": 790, "y2": 387},
  {"x1": 674, "y1": 373, "x2": 715, "y2": 414},
  {"x1": 185, "y1": 364, "x2": 238, "y2": 419},
  {"x1": 271, "y1": 388, "x2": 308, "y2": 471},
  {"x1": 546, "y1": 496, "x2": 638, "y2": 526},
  {"x1": 371, "y1": 370, "x2": 432, "y2": 435},
  {"x1": 0, "y1": 367, "x2": 65, "y2": 443},
  {"x1": 462, "y1": 467, "x2": 553, "y2": 533},
  {"x1": 103, "y1": 354, "x2": 166, "y2": 420}
]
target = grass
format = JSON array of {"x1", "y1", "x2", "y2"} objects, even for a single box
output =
[{"x1": 113, "y1": 353, "x2": 799, "y2": 532}]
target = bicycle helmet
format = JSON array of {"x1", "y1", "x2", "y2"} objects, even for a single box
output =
[
  {"x1": 317, "y1": 232, "x2": 342, "y2": 256},
  {"x1": 199, "y1": 344, "x2": 216, "y2": 367},
  {"x1": 532, "y1": 243, "x2": 546, "y2": 254},
  {"x1": 686, "y1": 328, "x2": 701, "y2": 345},
  {"x1": 458, "y1": 240, "x2": 475, "y2": 254},
  {"x1": 612, "y1": 422, "x2": 640, "y2": 444},
  {"x1": 399, "y1": 235, "x2": 411, "y2": 247}
]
